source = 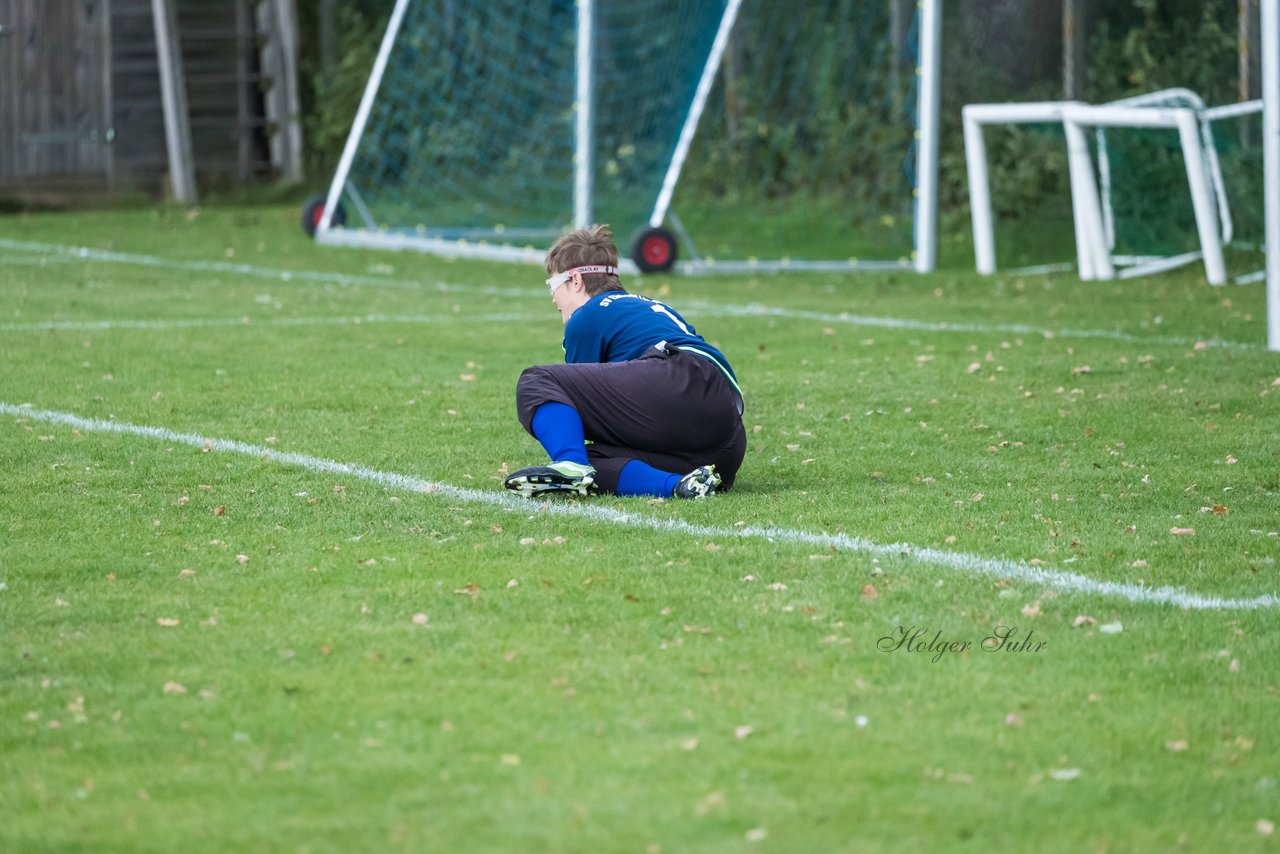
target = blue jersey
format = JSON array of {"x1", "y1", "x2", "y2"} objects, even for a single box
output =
[{"x1": 563, "y1": 291, "x2": 740, "y2": 392}]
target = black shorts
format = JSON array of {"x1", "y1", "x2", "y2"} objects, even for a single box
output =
[{"x1": 516, "y1": 346, "x2": 747, "y2": 494}]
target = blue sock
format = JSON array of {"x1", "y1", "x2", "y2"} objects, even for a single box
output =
[
  {"x1": 530, "y1": 402, "x2": 590, "y2": 466},
  {"x1": 617, "y1": 459, "x2": 681, "y2": 497}
]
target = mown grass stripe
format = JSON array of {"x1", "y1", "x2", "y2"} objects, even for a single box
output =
[
  {"x1": 0, "y1": 312, "x2": 542, "y2": 333},
  {"x1": 2, "y1": 238, "x2": 1258, "y2": 350},
  {"x1": 3, "y1": 401, "x2": 1273, "y2": 611}
]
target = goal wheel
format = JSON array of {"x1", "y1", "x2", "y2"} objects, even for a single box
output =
[
  {"x1": 630, "y1": 226, "x2": 678, "y2": 273},
  {"x1": 300, "y1": 194, "x2": 346, "y2": 237}
]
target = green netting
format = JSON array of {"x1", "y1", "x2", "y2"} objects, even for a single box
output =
[
  {"x1": 979, "y1": 122, "x2": 1075, "y2": 271},
  {"x1": 326, "y1": 0, "x2": 925, "y2": 269},
  {"x1": 336, "y1": 0, "x2": 727, "y2": 246},
  {"x1": 1207, "y1": 111, "x2": 1266, "y2": 266},
  {"x1": 1097, "y1": 111, "x2": 1264, "y2": 278},
  {"x1": 671, "y1": 0, "x2": 921, "y2": 265}
]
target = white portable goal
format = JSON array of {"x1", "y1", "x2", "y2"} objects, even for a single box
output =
[
  {"x1": 953, "y1": 0, "x2": 1278, "y2": 349},
  {"x1": 311, "y1": 0, "x2": 942, "y2": 275},
  {"x1": 964, "y1": 89, "x2": 1260, "y2": 286}
]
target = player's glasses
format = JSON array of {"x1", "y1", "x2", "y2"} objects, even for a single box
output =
[{"x1": 546, "y1": 265, "x2": 618, "y2": 295}]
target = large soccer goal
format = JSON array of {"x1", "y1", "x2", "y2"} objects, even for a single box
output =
[{"x1": 310, "y1": 0, "x2": 941, "y2": 274}]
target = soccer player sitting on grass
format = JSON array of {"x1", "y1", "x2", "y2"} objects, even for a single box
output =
[{"x1": 505, "y1": 225, "x2": 746, "y2": 499}]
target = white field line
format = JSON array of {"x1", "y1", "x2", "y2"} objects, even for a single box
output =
[
  {"x1": 0, "y1": 312, "x2": 542, "y2": 333},
  {"x1": 1, "y1": 238, "x2": 1260, "y2": 350},
  {"x1": 681, "y1": 303, "x2": 1261, "y2": 351},
  {"x1": 2, "y1": 402, "x2": 1275, "y2": 611},
  {"x1": 0, "y1": 238, "x2": 541, "y2": 298}
]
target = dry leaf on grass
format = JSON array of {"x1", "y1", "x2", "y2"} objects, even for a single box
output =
[{"x1": 694, "y1": 790, "x2": 726, "y2": 816}]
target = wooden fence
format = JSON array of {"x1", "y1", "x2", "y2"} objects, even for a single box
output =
[{"x1": 0, "y1": 0, "x2": 300, "y2": 201}]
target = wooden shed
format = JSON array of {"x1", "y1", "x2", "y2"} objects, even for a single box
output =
[{"x1": 0, "y1": 0, "x2": 302, "y2": 203}]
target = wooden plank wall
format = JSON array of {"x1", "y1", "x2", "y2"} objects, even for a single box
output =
[
  {"x1": 0, "y1": 0, "x2": 278, "y2": 196},
  {"x1": 0, "y1": 0, "x2": 113, "y2": 188},
  {"x1": 110, "y1": 0, "x2": 166, "y2": 190},
  {"x1": 179, "y1": 0, "x2": 272, "y2": 184},
  {"x1": 110, "y1": 0, "x2": 272, "y2": 193}
]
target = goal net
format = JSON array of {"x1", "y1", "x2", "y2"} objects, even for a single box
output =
[
  {"x1": 314, "y1": 0, "x2": 939, "y2": 274},
  {"x1": 955, "y1": 0, "x2": 1266, "y2": 285}
]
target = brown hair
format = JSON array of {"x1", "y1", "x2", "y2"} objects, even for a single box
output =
[{"x1": 546, "y1": 224, "x2": 624, "y2": 296}]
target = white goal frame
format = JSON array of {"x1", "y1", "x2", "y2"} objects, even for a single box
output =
[
  {"x1": 1265, "y1": 0, "x2": 1280, "y2": 350},
  {"x1": 965, "y1": 1, "x2": 1280, "y2": 355},
  {"x1": 314, "y1": 0, "x2": 942, "y2": 275}
]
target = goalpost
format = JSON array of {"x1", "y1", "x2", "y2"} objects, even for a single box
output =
[
  {"x1": 1265, "y1": 0, "x2": 1280, "y2": 349},
  {"x1": 956, "y1": 0, "x2": 1279, "y2": 351},
  {"x1": 311, "y1": 0, "x2": 941, "y2": 275}
]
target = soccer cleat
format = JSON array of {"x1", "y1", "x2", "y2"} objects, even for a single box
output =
[
  {"x1": 673, "y1": 464, "x2": 720, "y2": 499},
  {"x1": 504, "y1": 460, "x2": 598, "y2": 498}
]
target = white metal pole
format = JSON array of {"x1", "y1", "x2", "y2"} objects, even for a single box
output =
[
  {"x1": 1066, "y1": 131, "x2": 1098, "y2": 280},
  {"x1": 913, "y1": 0, "x2": 942, "y2": 273},
  {"x1": 1062, "y1": 116, "x2": 1112, "y2": 279},
  {"x1": 1175, "y1": 109, "x2": 1227, "y2": 285},
  {"x1": 150, "y1": 0, "x2": 197, "y2": 204},
  {"x1": 649, "y1": 0, "x2": 744, "y2": 227},
  {"x1": 574, "y1": 0, "x2": 594, "y2": 229},
  {"x1": 1263, "y1": 0, "x2": 1280, "y2": 350},
  {"x1": 961, "y1": 108, "x2": 996, "y2": 274},
  {"x1": 318, "y1": 0, "x2": 413, "y2": 234}
]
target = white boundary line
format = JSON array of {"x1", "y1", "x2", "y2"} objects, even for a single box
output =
[
  {"x1": 1, "y1": 239, "x2": 1262, "y2": 350},
  {"x1": 2, "y1": 402, "x2": 1274, "y2": 611},
  {"x1": 0, "y1": 238, "x2": 430, "y2": 290},
  {"x1": 683, "y1": 303, "x2": 1263, "y2": 351}
]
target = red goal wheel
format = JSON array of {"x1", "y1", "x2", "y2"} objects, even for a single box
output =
[
  {"x1": 630, "y1": 226, "x2": 678, "y2": 273},
  {"x1": 300, "y1": 194, "x2": 346, "y2": 237}
]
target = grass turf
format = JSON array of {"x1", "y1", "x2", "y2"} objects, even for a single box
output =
[{"x1": 1, "y1": 204, "x2": 1278, "y2": 852}]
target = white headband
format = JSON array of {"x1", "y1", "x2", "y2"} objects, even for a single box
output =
[{"x1": 546, "y1": 265, "x2": 619, "y2": 294}]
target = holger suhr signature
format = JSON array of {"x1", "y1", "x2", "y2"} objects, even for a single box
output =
[{"x1": 877, "y1": 625, "x2": 1047, "y2": 663}]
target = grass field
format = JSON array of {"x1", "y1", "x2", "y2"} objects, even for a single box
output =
[{"x1": 1, "y1": 203, "x2": 1278, "y2": 852}]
